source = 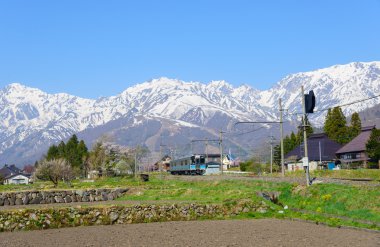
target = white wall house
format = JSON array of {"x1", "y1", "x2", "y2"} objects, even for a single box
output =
[
  {"x1": 4, "y1": 174, "x2": 30, "y2": 185},
  {"x1": 287, "y1": 161, "x2": 319, "y2": 172}
]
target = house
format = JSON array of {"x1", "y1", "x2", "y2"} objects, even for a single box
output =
[
  {"x1": 0, "y1": 164, "x2": 31, "y2": 185},
  {"x1": 3, "y1": 173, "x2": 30, "y2": 185},
  {"x1": 0, "y1": 164, "x2": 22, "y2": 178},
  {"x1": 285, "y1": 133, "x2": 343, "y2": 171},
  {"x1": 336, "y1": 126, "x2": 376, "y2": 168}
]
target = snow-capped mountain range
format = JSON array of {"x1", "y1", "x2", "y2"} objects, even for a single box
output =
[{"x1": 1, "y1": 61, "x2": 380, "y2": 165}]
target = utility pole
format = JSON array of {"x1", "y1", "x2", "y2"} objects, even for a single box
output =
[
  {"x1": 134, "y1": 150, "x2": 137, "y2": 179},
  {"x1": 302, "y1": 86, "x2": 310, "y2": 186},
  {"x1": 219, "y1": 130, "x2": 224, "y2": 174},
  {"x1": 279, "y1": 98, "x2": 285, "y2": 177},
  {"x1": 205, "y1": 138, "x2": 209, "y2": 163},
  {"x1": 159, "y1": 144, "x2": 166, "y2": 179},
  {"x1": 269, "y1": 135, "x2": 275, "y2": 175}
]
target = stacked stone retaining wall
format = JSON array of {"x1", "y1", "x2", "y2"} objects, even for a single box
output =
[
  {"x1": 0, "y1": 188, "x2": 128, "y2": 206},
  {"x1": 0, "y1": 200, "x2": 269, "y2": 232}
]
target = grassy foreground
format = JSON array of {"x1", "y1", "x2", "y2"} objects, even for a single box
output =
[{"x1": 1, "y1": 174, "x2": 380, "y2": 230}]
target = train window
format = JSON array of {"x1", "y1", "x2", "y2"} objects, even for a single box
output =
[{"x1": 200, "y1": 157, "x2": 205, "y2": 163}]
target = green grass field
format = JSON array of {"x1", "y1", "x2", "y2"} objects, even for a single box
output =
[{"x1": 1, "y1": 173, "x2": 380, "y2": 230}]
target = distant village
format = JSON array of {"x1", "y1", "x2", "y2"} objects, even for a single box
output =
[{"x1": 0, "y1": 106, "x2": 379, "y2": 186}]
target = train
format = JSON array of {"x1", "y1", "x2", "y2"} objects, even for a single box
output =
[{"x1": 170, "y1": 154, "x2": 207, "y2": 175}]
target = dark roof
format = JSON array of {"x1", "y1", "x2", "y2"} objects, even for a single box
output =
[
  {"x1": 336, "y1": 126, "x2": 376, "y2": 154},
  {"x1": 0, "y1": 164, "x2": 22, "y2": 178},
  {"x1": 285, "y1": 133, "x2": 343, "y2": 162}
]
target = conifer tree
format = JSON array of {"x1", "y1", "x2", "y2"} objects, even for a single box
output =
[
  {"x1": 65, "y1": 134, "x2": 80, "y2": 168},
  {"x1": 324, "y1": 106, "x2": 349, "y2": 144},
  {"x1": 366, "y1": 129, "x2": 380, "y2": 163},
  {"x1": 290, "y1": 132, "x2": 297, "y2": 147},
  {"x1": 46, "y1": 145, "x2": 59, "y2": 160},
  {"x1": 349, "y1": 112, "x2": 361, "y2": 140}
]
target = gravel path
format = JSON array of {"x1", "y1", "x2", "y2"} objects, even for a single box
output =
[{"x1": 1, "y1": 219, "x2": 379, "y2": 247}]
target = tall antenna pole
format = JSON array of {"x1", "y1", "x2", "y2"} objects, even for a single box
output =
[{"x1": 279, "y1": 98, "x2": 285, "y2": 177}]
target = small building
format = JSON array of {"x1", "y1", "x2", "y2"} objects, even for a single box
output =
[
  {"x1": 204, "y1": 161, "x2": 221, "y2": 175},
  {"x1": 285, "y1": 133, "x2": 343, "y2": 171},
  {"x1": 336, "y1": 126, "x2": 376, "y2": 168},
  {"x1": 0, "y1": 164, "x2": 31, "y2": 185},
  {"x1": 4, "y1": 173, "x2": 30, "y2": 185}
]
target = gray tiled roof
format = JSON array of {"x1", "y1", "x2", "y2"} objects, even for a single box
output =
[
  {"x1": 285, "y1": 133, "x2": 343, "y2": 162},
  {"x1": 336, "y1": 126, "x2": 376, "y2": 154}
]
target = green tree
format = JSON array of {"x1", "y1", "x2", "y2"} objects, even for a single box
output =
[
  {"x1": 57, "y1": 141, "x2": 66, "y2": 157},
  {"x1": 290, "y1": 132, "x2": 298, "y2": 147},
  {"x1": 283, "y1": 135, "x2": 292, "y2": 155},
  {"x1": 88, "y1": 142, "x2": 107, "y2": 174},
  {"x1": 273, "y1": 144, "x2": 281, "y2": 167},
  {"x1": 324, "y1": 106, "x2": 349, "y2": 144},
  {"x1": 65, "y1": 134, "x2": 80, "y2": 168},
  {"x1": 366, "y1": 129, "x2": 380, "y2": 163},
  {"x1": 349, "y1": 112, "x2": 361, "y2": 140},
  {"x1": 46, "y1": 145, "x2": 59, "y2": 160}
]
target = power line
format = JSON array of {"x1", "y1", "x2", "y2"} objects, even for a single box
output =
[{"x1": 314, "y1": 93, "x2": 380, "y2": 113}]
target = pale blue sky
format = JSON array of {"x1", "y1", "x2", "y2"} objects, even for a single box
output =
[{"x1": 0, "y1": 0, "x2": 379, "y2": 98}]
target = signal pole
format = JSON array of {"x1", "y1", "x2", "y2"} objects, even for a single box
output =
[{"x1": 302, "y1": 86, "x2": 311, "y2": 186}]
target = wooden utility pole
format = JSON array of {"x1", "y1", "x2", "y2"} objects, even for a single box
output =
[
  {"x1": 134, "y1": 150, "x2": 137, "y2": 179},
  {"x1": 269, "y1": 135, "x2": 275, "y2": 174},
  {"x1": 279, "y1": 98, "x2": 285, "y2": 177},
  {"x1": 219, "y1": 130, "x2": 224, "y2": 174},
  {"x1": 205, "y1": 138, "x2": 209, "y2": 163}
]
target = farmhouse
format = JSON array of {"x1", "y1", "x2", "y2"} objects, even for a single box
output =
[
  {"x1": 336, "y1": 126, "x2": 377, "y2": 168},
  {"x1": 0, "y1": 164, "x2": 31, "y2": 185},
  {"x1": 285, "y1": 133, "x2": 342, "y2": 171}
]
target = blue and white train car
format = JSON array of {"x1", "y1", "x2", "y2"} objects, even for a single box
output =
[{"x1": 170, "y1": 155, "x2": 207, "y2": 175}]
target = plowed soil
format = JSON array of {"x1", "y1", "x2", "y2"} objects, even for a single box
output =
[{"x1": 1, "y1": 219, "x2": 379, "y2": 247}]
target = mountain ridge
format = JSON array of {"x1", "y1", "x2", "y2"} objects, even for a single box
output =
[{"x1": 1, "y1": 61, "x2": 380, "y2": 165}]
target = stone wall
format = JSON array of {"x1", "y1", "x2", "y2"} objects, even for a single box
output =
[
  {"x1": 0, "y1": 188, "x2": 128, "y2": 206},
  {"x1": 0, "y1": 200, "x2": 270, "y2": 232}
]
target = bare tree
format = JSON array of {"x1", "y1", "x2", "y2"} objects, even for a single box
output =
[{"x1": 34, "y1": 158, "x2": 74, "y2": 187}]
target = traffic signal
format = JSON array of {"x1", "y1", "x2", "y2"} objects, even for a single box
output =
[{"x1": 305, "y1": 90, "x2": 316, "y2": 113}]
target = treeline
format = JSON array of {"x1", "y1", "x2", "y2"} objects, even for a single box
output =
[
  {"x1": 45, "y1": 135, "x2": 88, "y2": 173},
  {"x1": 35, "y1": 135, "x2": 150, "y2": 186}
]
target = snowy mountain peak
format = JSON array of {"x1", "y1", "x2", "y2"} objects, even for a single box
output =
[
  {"x1": 207, "y1": 80, "x2": 233, "y2": 94},
  {"x1": 1, "y1": 61, "x2": 380, "y2": 165}
]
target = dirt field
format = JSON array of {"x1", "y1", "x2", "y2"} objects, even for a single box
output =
[{"x1": 1, "y1": 219, "x2": 379, "y2": 247}]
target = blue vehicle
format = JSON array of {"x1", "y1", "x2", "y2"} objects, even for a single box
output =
[{"x1": 170, "y1": 155, "x2": 207, "y2": 175}]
